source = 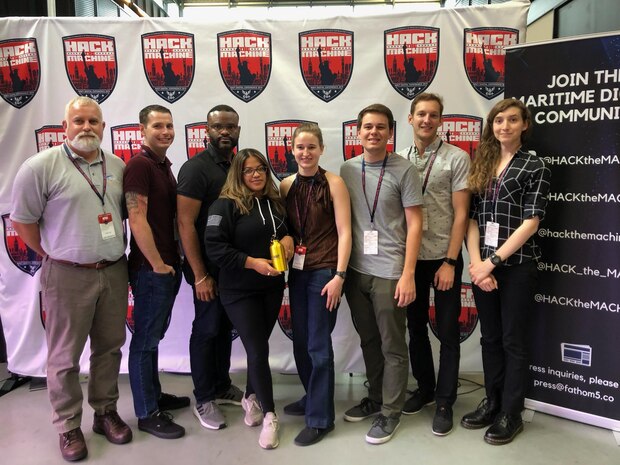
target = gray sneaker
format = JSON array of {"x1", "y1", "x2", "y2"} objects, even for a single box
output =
[
  {"x1": 365, "y1": 414, "x2": 400, "y2": 445},
  {"x1": 193, "y1": 401, "x2": 226, "y2": 430},
  {"x1": 343, "y1": 397, "x2": 382, "y2": 422},
  {"x1": 215, "y1": 384, "x2": 243, "y2": 406}
]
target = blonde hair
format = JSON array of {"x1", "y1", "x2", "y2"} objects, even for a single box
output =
[{"x1": 64, "y1": 96, "x2": 102, "y2": 121}]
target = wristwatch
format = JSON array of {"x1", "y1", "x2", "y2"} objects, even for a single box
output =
[
  {"x1": 490, "y1": 253, "x2": 503, "y2": 266},
  {"x1": 335, "y1": 271, "x2": 347, "y2": 281},
  {"x1": 443, "y1": 257, "x2": 458, "y2": 266}
]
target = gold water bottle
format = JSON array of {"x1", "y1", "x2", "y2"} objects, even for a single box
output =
[{"x1": 270, "y1": 239, "x2": 288, "y2": 272}]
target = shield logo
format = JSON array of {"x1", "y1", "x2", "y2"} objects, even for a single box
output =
[
  {"x1": 277, "y1": 284, "x2": 293, "y2": 341},
  {"x1": 34, "y1": 125, "x2": 66, "y2": 152},
  {"x1": 384, "y1": 27, "x2": 439, "y2": 100},
  {"x1": 3, "y1": 213, "x2": 42, "y2": 276},
  {"x1": 298, "y1": 29, "x2": 353, "y2": 103},
  {"x1": 185, "y1": 122, "x2": 209, "y2": 159},
  {"x1": 0, "y1": 38, "x2": 40, "y2": 109},
  {"x1": 438, "y1": 114, "x2": 482, "y2": 159},
  {"x1": 126, "y1": 285, "x2": 135, "y2": 333},
  {"x1": 265, "y1": 120, "x2": 316, "y2": 181},
  {"x1": 464, "y1": 27, "x2": 518, "y2": 100},
  {"x1": 429, "y1": 282, "x2": 479, "y2": 343},
  {"x1": 142, "y1": 31, "x2": 195, "y2": 103},
  {"x1": 342, "y1": 120, "x2": 397, "y2": 161},
  {"x1": 218, "y1": 30, "x2": 271, "y2": 103},
  {"x1": 62, "y1": 34, "x2": 117, "y2": 104},
  {"x1": 111, "y1": 124, "x2": 143, "y2": 162}
]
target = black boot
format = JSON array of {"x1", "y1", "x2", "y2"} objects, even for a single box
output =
[
  {"x1": 460, "y1": 397, "x2": 500, "y2": 429},
  {"x1": 484, "y1": 411, "x2": 523, "y2": 445}
]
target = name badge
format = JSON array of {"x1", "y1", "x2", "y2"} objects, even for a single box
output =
[
  {"x1": 293, "y1": 245, "x2": 307, "y2": 270},
  {"x1": 485, "y1": 221, "x2": 500, "y2": 248},
  {"x1": 364, "y1": 230, "x2": 379, "y2": 255},
  {"x1": 98, "y1": 213, "x2": 116, "y2": 240}
]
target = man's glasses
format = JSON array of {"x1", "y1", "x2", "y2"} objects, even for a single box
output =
[{"x1": 242, "y1": 165, "x2": 268, "y2": 176}]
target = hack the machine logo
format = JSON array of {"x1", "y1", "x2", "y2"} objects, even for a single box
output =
[
  {"x1": 429, "y1": 283, "x2": 479, "y2": 343},
  {"x1": 384, "y1": 27, "x2": 439, "y2": 100},
  {"x1": 185, "y1": 122, "x2": 209, "y2": 159},
  {"x1": 265, "y1": 120, "x2": 316, "y2": 181},
  {"x1": 3, "y1": 214, "x2": 42, "y2": 276},
  {"x1": 0, "y1": 38, "x2": 40, "y2": 109},
  {"x1": 299, "y1": 29, "x2": 353, "y2": 103},
  {"x1": 34, "y1": 125, "x2": 65, "y2": 152},
  {"x1": 218, "y1": 30, "x2": 271, "y2": 103},
  {"x1": 342, "y1": 120, "x2": 397, "y2": 161},
  {"x1": 111, "y1": 124, "x2": 143, "y2": 162},
  {"x1": 277, "y1": 285, "x2": 293, "y2": 341},
  {"x1": 464, "y1": 27, "x2": 518, "y2": 100},
  {"x1": 438, "y1": 114, "x2": 482, "y2": 159},
  {"x1": 142, "y1": 31, "x2": 195, "y2": 103},
  {"x1": 62, "y1": 34, "x2": 117, "y2": 104}
]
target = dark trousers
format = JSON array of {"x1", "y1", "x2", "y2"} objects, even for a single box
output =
[
  {"x1": 189, "y1": 287, "x2": 233, "y2": 404},
  {"x1": 220, "y1": 287, "x2": 283, "y2": 414},
  {"x1": 472, "y1": 260, "x2": 537, "y2": 416},
  {"x1": 407, "y1": 256, "x2": 463, "y2": 406},
  {"x1": 288, "y1": 268, "x2": 338, "y2": 429}
]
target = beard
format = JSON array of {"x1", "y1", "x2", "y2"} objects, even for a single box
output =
[{"x1": 69, "y1": 132, "x2": 101, "y2": 152}]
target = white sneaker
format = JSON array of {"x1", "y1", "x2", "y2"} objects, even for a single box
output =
[
  {"x1": 258, "y1": 412, "x2": 279, "y2": 449},
  {"x1": 242, "y1": 393, "x2": 263, "y2": 427}
]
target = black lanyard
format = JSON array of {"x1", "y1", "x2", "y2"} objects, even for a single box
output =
[
  {"x1": 407, "y1": 140, "x2": 443, "y2": 195},
  {"x1": 293, "y1": 176, "x2": 315, "y2": 245},
  {"x1": 63, "y1": 142, "x2": 107, "y2": 207},
  {"x1": 361, "y1": 153, "x2": 389, "y2": 225}
]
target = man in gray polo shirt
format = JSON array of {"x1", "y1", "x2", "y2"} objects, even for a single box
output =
[
  {"x1": 11, "y1": 96, "x2": 132, "y2": 462},
  {"x1": 397, "y1": 93, "x2": 471, "y2": 436},
  {"x1": 340, "y1": 103, "x2": 423, "y2": 445}
]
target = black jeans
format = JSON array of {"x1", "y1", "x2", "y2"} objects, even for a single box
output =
[{"x1": 407, "y1": 256, "x2": 463, "y2": 406}]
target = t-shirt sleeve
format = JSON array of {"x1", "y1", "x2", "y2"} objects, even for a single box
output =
[
  {"x1": 451, "y1": 149, "x2": 471, "y2": 193},
  {"x1": 400, "y1": 163, "x2": 424, "y2": 208},
  {"x1": 177, "y1": 158, "x2": 206, "y2": 200},
  {"x1": 123, "y1": 157, "x2": 151, "y2": 197},
  {"x1": 10, "y1": 162, "x2": 46, "y2": 224}
]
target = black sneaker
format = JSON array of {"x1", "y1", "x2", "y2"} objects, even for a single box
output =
[
  {"x1": 432, "y1": 405, "x2": 453, "y2": 436},
  {"x1": 283, "y1": 398, "x2": 306, "y2": 416},
  {"x1": 461, "y1": 397, "x2": 499, "y2": 430},
  {"x1": 138, "y1": 411, "x2": 185, "y2": 439},
  {"x1": 402, "y1": 389, "x2": 435, "y2": 415},
  {"x1": 343, "y1": 397, "x2": 382, "y2": 422},
  {"x1": 294, "y1": 424, "x2": 334, "y2": 446},
  {"x1": 158, "y1": 392, "x2": 190, "y2": 411},
  {"x1": 484, "y1": 412, "x2": 523, "y2": 445}
]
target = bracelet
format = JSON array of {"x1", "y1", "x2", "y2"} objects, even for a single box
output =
[{"x1": 195, "y1": 275, "x2": 209, "y2": 286}]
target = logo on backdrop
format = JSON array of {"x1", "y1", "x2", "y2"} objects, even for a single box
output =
[
  {"x1": 3, "y1": 214, "x2": 42, "y2": 276},
  {"x1": 218, "y1": 30, "x2": 271, "y2": 103},
  {"x1": 342, "y1": 120, "x2": 396, "y2": 161},
  {"x1": 265, "y1": 120, "x2": 316, "y2": 180},
  {"x1": 35, "y1": 125, "x2": 66, "y2": 152},
  {"x1": 463, "y1": 27, "x2": 518, "y2": 100},
  {"x1": 142, "y1": 31, "x2": 195, "y2": 103},
  {"x1": 111, "y1": 124, "x2": 143, "y2": 162},
  {"x1": 185, "y1": 122, "x2": 209, "y2": 159},
  {"x1": 298, "y1": 29, "x2": 353, "y2": 103},
  {"x1": 384, "y1": 27, "x2": 439, "y2": 99},
  {"x1": 0, "y1": 38, "x2": 40, "y2": 109},
  {"x1": 438, "y1": 114, "x2": 482, "y2": 159},
  {"x1": 277, "y1": 285, "x2": 293, "y2": 341},
  {"x1": 62, "y1": 34, "x2": 117, "y2": 104},
  {"x1": 429, "y1": 282, "x2": 479, "y2": 343}
]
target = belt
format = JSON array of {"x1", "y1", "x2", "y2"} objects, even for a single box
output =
[{"x1": 50, "y1": 256, "x2": 123, "y2": 270}]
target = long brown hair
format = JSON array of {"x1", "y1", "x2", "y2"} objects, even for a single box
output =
[
  {"x1": 219, "y1": 148, "x2": 285, "y2": 215},
  {"x1": 468, "y1": 98, "x2": 533, "y2": 194}
]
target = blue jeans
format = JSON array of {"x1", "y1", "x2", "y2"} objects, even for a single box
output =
[
  {"x1": 288, "y1": 268, "x2": 338, "y2": 429},
  {"x1": 128, "y1": 265, "x2": 181, "y2": 419}
]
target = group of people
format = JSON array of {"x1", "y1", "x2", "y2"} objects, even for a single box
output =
[{"x1": 9, "y1": 92, "x2": 549, "y2": 461}]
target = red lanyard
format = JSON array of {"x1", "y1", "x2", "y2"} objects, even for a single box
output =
[
  {"x1": 63, "y1": 142, "x2": 107, "y2": 207},
  {"x1": 362, "y1": 153, "x2": 389, "y2": 225}
]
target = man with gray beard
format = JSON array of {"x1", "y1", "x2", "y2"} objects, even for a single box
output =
[{"x1": 11, "y1": 96, "x2": 132, "y2": 462}]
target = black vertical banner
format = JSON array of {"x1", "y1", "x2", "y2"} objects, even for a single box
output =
[{"x1": 505, "y1": 33, "x2": 620, "y2": 429}]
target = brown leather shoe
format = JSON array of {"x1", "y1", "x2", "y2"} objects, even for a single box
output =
[
  {"x1": 59, "y1": 427, "x2": 87, "y2": 462},
  {"x1": 93, "y1": 411, "x2": 133, "y2": 444}
]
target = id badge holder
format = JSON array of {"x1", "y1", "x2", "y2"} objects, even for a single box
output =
[
  {"x1": 484, "y1": 221, "x2": 499, "y2": 248},
  {"x1": 99, "y1": 212, "x2": 116, "y2": 240},
  {"x1": 364, "y1": 230, "x2": 379, "y2": 255},
  {"x1": 293, "y1": 245, "x2": 307, "y2": 270}
]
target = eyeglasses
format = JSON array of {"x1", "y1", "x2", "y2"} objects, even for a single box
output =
[
  {"x1": 242, "y1": 165, "x2": 268, "y2": 176},
  {"x1": 209, "y1": 124, "x2": 238, "y2": 132}
]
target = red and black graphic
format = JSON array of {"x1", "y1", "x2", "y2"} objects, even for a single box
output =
[
  {"x1": 34, "y1": 125, "x2": 65, "y2": 152},
  {"x1": 299, "y1": 29, "x2": 353, "y2": 103},
  {"x1": 62, "y1": 34, "x2": 117, "y2": 104},
  {"x1": 185, "y1": 122, "x2": 209, "y2": 159},
  {"x1": 0, "y1": 38, "x2": 40, "y2": 109},
  {"x1": 429, "y1": 282, "x2": 479, "y2": 343},
  {"x1": 277, "y1": 285, "x2": 293, "y2": 341},
  {"x1": 142, "y1": 31, "x2": 195, "y2": 103},
  {"x1": 126, "y1": 285, "x2": 135, "y2": 333},
  {"x1": 438, "y1": 114, "x2": 482, "y2": 159},
  {"x1": 265, "y1": 120, "x2": 316, "y2": 181},
  {"x1": 464, "y1": 27, "x2": 518, "y2": 100},
  {"x1": 342, "y1": 120, "x2": 397, "y2": 161},
  {"x1": 384, "y1": 27, "x2": 439, "y2": 99},
  {"x1": 39, "y1": 291, "x2": 46, "y2": 328},
  {"x1": 111, "y1": 124, "x2": 143, "y2": 162},
  {"x1": 218, "y1": 30, "x2": 271, "y2": 103},
  {"x1": 3, "y1": 213, "x2": 42, "y2": 276}
]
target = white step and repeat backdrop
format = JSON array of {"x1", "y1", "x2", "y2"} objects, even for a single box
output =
[{"x1": 0, "y1": 0, "x2": 529, "y2": 377}]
